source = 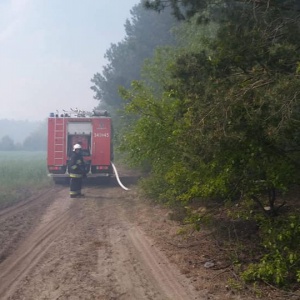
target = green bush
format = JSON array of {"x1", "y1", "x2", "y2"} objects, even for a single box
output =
[{"x1": 242, "y1": 215, "x2": 300, "y2": 287}]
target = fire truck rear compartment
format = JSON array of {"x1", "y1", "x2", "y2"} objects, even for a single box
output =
[{"x1": 47, "y1": 114, "x2": 113, "y2": 180}]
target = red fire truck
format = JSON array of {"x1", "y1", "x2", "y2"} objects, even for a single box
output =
[{"x1": 47, "y1": 109, "x2": 113, "y2": 183}]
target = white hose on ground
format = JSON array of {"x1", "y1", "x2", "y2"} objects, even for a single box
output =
[{"x1": 111, "y1": 162, "x2": 130, "y2": 191}]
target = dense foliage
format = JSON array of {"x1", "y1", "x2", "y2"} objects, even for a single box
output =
[
  {"x1": 144, "y1": 0, "x2": 300, "y2": 20},
  {"x1": 121, "y1": 5, "x2": 300, "y2": 204},
  {"x1": 88, "y1": 0, "x2": 300, "y2": 288},
  {"x1": 112, "y1": 0, "x2": 300, "y2": 288},
  {"x1": 242, "y1": 215, "x2": 300, "y2": 286}
]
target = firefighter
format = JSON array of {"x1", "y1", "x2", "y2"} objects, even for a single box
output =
[{"x1": 68, "y1": 143, "x2": 86, "y2": 198}]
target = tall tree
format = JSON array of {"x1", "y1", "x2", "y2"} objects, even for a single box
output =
[
  {"x1": 0, "y1": 135, "x2": 15, "y2": 151},
  {"x1": 22, "y1": 122, "x2": 47, "y2": 151},
  {"x1": 90, "y1": 2, "x2": 178, "y2": 112},
  {"x1": 144, "y1": 0, "x2": 300, "y2": 20}
]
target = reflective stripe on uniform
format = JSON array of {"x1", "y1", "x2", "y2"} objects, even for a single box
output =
[
  {"x1": 69, "y1": 173, "x2": 83, "y2": 178},
  {"x1": 70, "y1": 190, "x2": 80, "y2": 195}
]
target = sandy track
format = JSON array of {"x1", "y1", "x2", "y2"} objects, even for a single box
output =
[
  {"x1": 0, "y1": 188, "x2": 57, "y2": 265},
  {"x1": 0, "y1": 182, "x2": 201, "y2": 300}
]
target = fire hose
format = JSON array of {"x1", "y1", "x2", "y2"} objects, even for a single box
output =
[{"x1": 111, "y1": 162, "x2": 130, "y2": 191}]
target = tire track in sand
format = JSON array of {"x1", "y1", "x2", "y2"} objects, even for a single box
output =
[
  {"x1": 94, "y1": 189, "x2": 200, "y2": 300},
  {"x1": 0, "y1": 185, "x2": 202, "y2": 300},
  {"x1": 0, "y1": 189, "x2": 73, "y2": 300}
]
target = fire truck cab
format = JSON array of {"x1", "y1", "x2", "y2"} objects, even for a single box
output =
[{"x1": 47, "y1": 109, "x2": 113, "y2": 183}]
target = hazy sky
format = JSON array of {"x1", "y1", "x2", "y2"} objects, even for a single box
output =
[{"x1": 0, "y1": 0, "x2": 140, "y2": 121}]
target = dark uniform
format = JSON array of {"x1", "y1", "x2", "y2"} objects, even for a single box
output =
[{"x1": 68, "y1": 149, "x2": 86, "y2": 198}]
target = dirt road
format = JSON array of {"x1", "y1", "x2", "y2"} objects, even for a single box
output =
[
  {"x1": 4, "y1": 169, "x2": 286, "y2": 300},
  {"x1": 0, "y1": 173, "x2": 211, "y2": 300}
]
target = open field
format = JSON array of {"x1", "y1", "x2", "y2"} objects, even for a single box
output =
[{"x1": 0, "y1": 151, "x2": 52, "y2": 209}]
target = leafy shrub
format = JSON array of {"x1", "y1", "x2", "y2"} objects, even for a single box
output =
[{"x1": 242, "y1": 215, "x2": 300, "y2": 287}]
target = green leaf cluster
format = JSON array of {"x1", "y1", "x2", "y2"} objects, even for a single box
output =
[{"x1": 242, "y1": 215, "x2": 300, "y2": 286}]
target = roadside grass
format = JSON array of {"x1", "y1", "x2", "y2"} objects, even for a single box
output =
[{"x1": 0, "y1": 151, "x2": 52, "y2": 209}]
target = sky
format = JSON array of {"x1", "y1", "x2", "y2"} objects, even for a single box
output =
[{"x1": 0, "y1": 0, "x2": 140, "y2": 121}]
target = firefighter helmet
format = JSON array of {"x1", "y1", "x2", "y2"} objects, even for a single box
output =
[{"x1": 73, "y1": 143, "x2": 82, "y2": 151}]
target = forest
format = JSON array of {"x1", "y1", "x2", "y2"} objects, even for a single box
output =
[
  {"x1": 90, "y1": 0, "x2": 300, "y2": 290},
  {"x1": 0, "y1": 120, "x2": 46, "y2": 151}
]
